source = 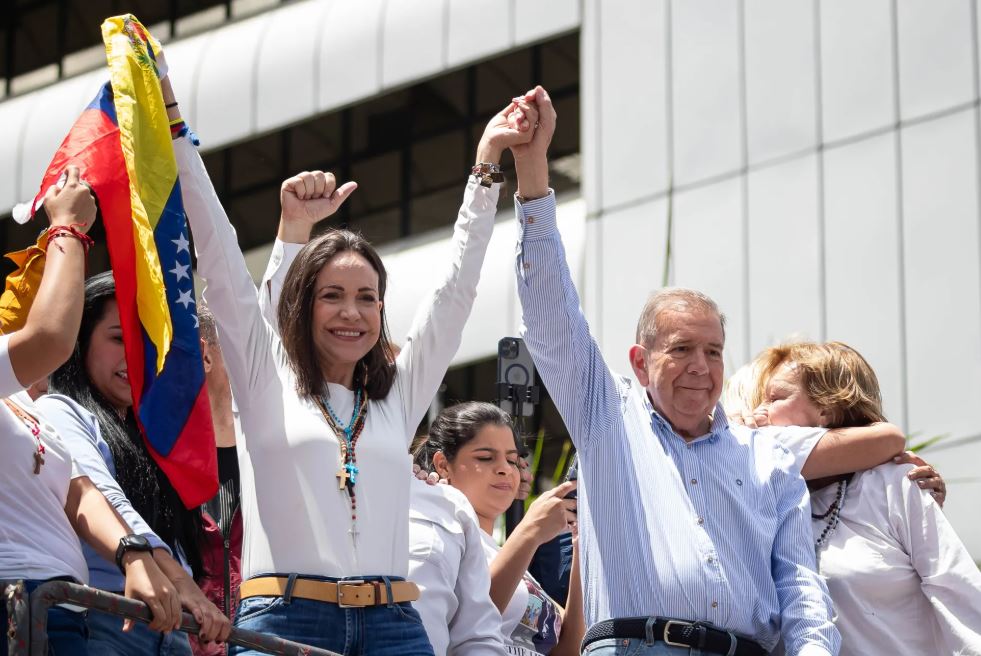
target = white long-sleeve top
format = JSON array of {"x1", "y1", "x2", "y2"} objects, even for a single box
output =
[
  {"x1": 408, "y1": 479, "x2": 506, "y2": 656},
  {"x1": 175, "y1": 135, "x2": 499, "y2": 579},
  {"x1": 811, "y1": 463, "x2": 981, "y2": 656}
]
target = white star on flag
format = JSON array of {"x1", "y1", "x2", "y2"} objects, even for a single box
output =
[
  {"x1": 170, "y1": 261, "x2": 190, "y2": 282},
  {"x1": 176, "y1": 288, "x2": 194, "y2": 310},
  {"x1": 172, "y1": 232, "x2": 190, "y2": 253}
]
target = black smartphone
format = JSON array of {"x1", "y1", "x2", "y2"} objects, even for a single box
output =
[
  {"x1": 564, "y1": 453, "x2": 578, "y2": 500},
  {"x1": 496, "y1": 337, "x2": 536, "y2": 417}
]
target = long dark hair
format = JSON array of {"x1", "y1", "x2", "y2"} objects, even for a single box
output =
[
  {"x1": 49, "y1": 272, "x2": 204, "y2": 577},
  {"x1": 413, "y1": 402, "x2": 520, "y2": 470},
  {"x1": 277, "y1": 229, "x2": 397, "y2": 400}
]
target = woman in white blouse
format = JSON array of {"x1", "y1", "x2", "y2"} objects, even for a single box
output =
[
  {"x1": 748, "y1": 341, "x2": 981, "y2": 655},
  {"x1": 162, "y1": 73, "x2": 538, "y2": 655},
  {"x1": 0, "y1": 168, "x2": 183, "y2": 654},
  {"x1": 416, "y1": 402, "x2": 584, "y2": 656}
]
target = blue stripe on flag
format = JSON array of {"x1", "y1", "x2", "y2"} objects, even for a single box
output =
[
  {"x1": 137, "y1": 181, "x2": 205, "y2": 455},
  {"x1": 86, "y1": 83, "x2": 118, "y2": 126}
]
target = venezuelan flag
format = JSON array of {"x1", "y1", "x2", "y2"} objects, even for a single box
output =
[{"x1": 26, "y1": 15, "x2": 217, "y2": 508}]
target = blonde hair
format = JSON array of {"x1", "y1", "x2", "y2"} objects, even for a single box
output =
[
  {"x1": 722, "y1": 360, "x2": 763, "y2": 417},
  {"x1": 750, "y1": 341, "x2": 885, "y2": 429}
]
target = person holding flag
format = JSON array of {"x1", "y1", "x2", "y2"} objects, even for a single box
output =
[
  {"x1": 0, "y1": 169, "x2": 185, "y2": 655},
  {"x1": 16, "y1": 14, "x2": 231, "y2": 655}
]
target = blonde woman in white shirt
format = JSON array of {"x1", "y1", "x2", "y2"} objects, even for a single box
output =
[
  {"x1": 163, "y1": 73, "x2": 539, "y2": 655},
  {"x1": 749, "y1": 341, "x2": 981, "y2": 656}
]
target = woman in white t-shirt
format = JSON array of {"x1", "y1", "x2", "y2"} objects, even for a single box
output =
[
  {"x1": 0, "y1": 168, "x2": 182, "y2": 654},
  {"x1": 748, "y1": 341, "x2": 981, "y2": 655},
  {"x1": 416, "y1": 402, "x2": 584, "y2": 656}
]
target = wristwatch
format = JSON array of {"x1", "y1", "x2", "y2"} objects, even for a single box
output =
[{"x1": 115, "y1": 534, "x2": 154, "y2": 573}]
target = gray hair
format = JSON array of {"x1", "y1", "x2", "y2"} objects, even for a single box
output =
[
  {"x1": 635, "y1": 287, "x2": 726, "y2": 346},
  {"x1": 197, "y1": 302, "x2": 219, "y2": 345}
]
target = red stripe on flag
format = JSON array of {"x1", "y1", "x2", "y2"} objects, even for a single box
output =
[{"x1": 147, "y1": 384, "x2": 218, "y2": 508}]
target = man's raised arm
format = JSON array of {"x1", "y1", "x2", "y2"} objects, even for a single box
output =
[{"x1": 512, "y1": 86, "x2": 620, "y2": 452}]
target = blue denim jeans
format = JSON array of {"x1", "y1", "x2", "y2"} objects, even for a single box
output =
[
  {"x1": 87, "y1": 606, "x2": 193, "y2": 656},
  {"x1": 229, "y1": 575, "x2": 434, "y2": 656},
  {"x1": 0, "y1": 579, "x2": 88, "y2": 656},
  {"x1": 582, "y1": 637, "x2": 716, "y2": 656}
]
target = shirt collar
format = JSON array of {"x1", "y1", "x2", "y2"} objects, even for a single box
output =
[{"x1": 645, "y1": 395, "x2": 729, "y2": 445}]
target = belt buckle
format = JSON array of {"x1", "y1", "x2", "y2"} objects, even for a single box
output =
[
  {"x1": 662, "y1": 620, "x2": 692, "y2": 648},
  {"x1": 336, "y1": 580, "x2": 366, "y2": 608}
]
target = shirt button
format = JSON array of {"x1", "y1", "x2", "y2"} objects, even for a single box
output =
[
  {"x1": 523, "y1": 262, "x2": 531, "y2": 270},
  {"x1": 706, "y1": 556, "x2": 714, "y2": 564},
  {"x1": 711, "y1": 601, "x2": 718, "y2": 609},
  {"x1": 686, "y1": 444, "x2": 693, "y2": 450},
  {"x1": 526, "y1": 216, "x2": 535, "y2": 224},
  {"x1": 690, "y1": 478, "x2": 697, "y2": 485},
  {"x1": 696, "y1": 517, "x2": 704, "y2": 525}
]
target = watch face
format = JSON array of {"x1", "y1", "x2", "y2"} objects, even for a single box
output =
[{"x1": 122, "y1": 534, "x2": 151, "y2": 549}]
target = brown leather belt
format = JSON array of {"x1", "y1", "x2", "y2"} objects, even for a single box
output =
[{"x1": 239, "y1": 576, "x2": 420, "y2": 608}]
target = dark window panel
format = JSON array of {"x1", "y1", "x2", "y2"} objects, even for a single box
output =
[
  {"x1": 476, "y1": 49, "x2": 532, "y2": 116},
  {"x1": 349, "y1": 206, "x2": 400, "y2": 245},
  {"x1": 226, "y1": 185, "x2": 279, "y2": 249},
  {"x1": 289, "y1": 113, "x2": 342, "y2": 173},
  {"x1": 227, "y1": 132, "x2": 283, "y2": 193},
  {"x1": 201, "y1": 150, "x2": 226, "y2": 195},
  {"x1": 176, "y1": 0, "x2": 230, "y2": 18},
  {"x1": 13, "y1": 3, "x2": 59, "y2": 76},
  {"x1": 352, "y1": 89, "x2": 410, "y2": 154},
  {"x1": 410, "y1": 185, "x2": 467, "y2": 235},
  {"x1": 411, "y1": 131, "x2": 467, "y2": 195},
  {"x1": 541, "y1": 33, "x2": 579, "y2": 90},
  {"x1": 349, "y1": 151, "x2": 400, "y2": 214},
  {"x1": 64, "y1": 0, "x2": 112, "y2": 55}
]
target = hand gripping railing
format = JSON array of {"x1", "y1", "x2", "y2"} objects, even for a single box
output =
[{"x1": 4, "y1": 580, "x2": 341, "y2": 656}]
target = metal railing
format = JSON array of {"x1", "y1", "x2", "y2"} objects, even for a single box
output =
[{"x1": 3, "y1": 580, "x2": 340, "y2": 656}]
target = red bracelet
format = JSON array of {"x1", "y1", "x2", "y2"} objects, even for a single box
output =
[{"x1": 46, "y1": 224, "x2": 95, "y2": 253}]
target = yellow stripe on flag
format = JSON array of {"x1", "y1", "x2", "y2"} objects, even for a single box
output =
[{"x1": 102, "y1": 15, "x2": 174, "y2": 373}]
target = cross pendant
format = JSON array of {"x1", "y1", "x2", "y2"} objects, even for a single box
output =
[
  {"x1": 33, "y1": 451, "x2": 44, "y2": 475},
  {"x1": 344, "y1": 462, "x2": 359, "y2": 486},
  {"x1": 336, "y1": 467, "x2": 349, "y2": 490}
]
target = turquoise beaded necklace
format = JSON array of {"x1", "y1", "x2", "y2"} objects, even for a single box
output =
[{"x1": 314, "y1": 386, "x2": 368, "y2": 545}]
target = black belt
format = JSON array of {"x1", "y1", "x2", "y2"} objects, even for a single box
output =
[{"x1": 581, "y1": 617, "x2": 768, "y2": 656}]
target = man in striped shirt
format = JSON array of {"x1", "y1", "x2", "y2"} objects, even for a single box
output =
[{"x1": 508, "y1": 87, "x2": 840, "y2": 656}]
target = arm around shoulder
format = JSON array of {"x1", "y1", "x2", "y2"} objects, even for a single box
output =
[{"x1": 800, "y1": 422, "x2": 905, "y2": 480}]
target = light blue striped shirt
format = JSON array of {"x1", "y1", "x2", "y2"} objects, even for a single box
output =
[{"x1": 514, "y1": 192, "x2": 839, "y2": 656}]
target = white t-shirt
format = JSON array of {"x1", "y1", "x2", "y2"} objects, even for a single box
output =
[
  {"x1": 177, "y1": 136, "x2": 499, "y2": 580},
  {"x1": 811, "y1": 463, "x2": 981, "y2": 655},
  {"x1": 757, "y1": 425, "x2": 827, "y2": 475},
  {"x1": 0, "y1": 335, "x2": 88, "y2": 583},
  {"x1": 480, "y1": 532, "x2": 563, "y2": 656},
  {"x1": 408, "y1": 480, "x2": 505, "y2": 656}
]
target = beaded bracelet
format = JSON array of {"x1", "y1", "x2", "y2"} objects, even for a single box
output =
[{"x1": 47, "y1": 224, "x2": 95, "y2": 253}]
